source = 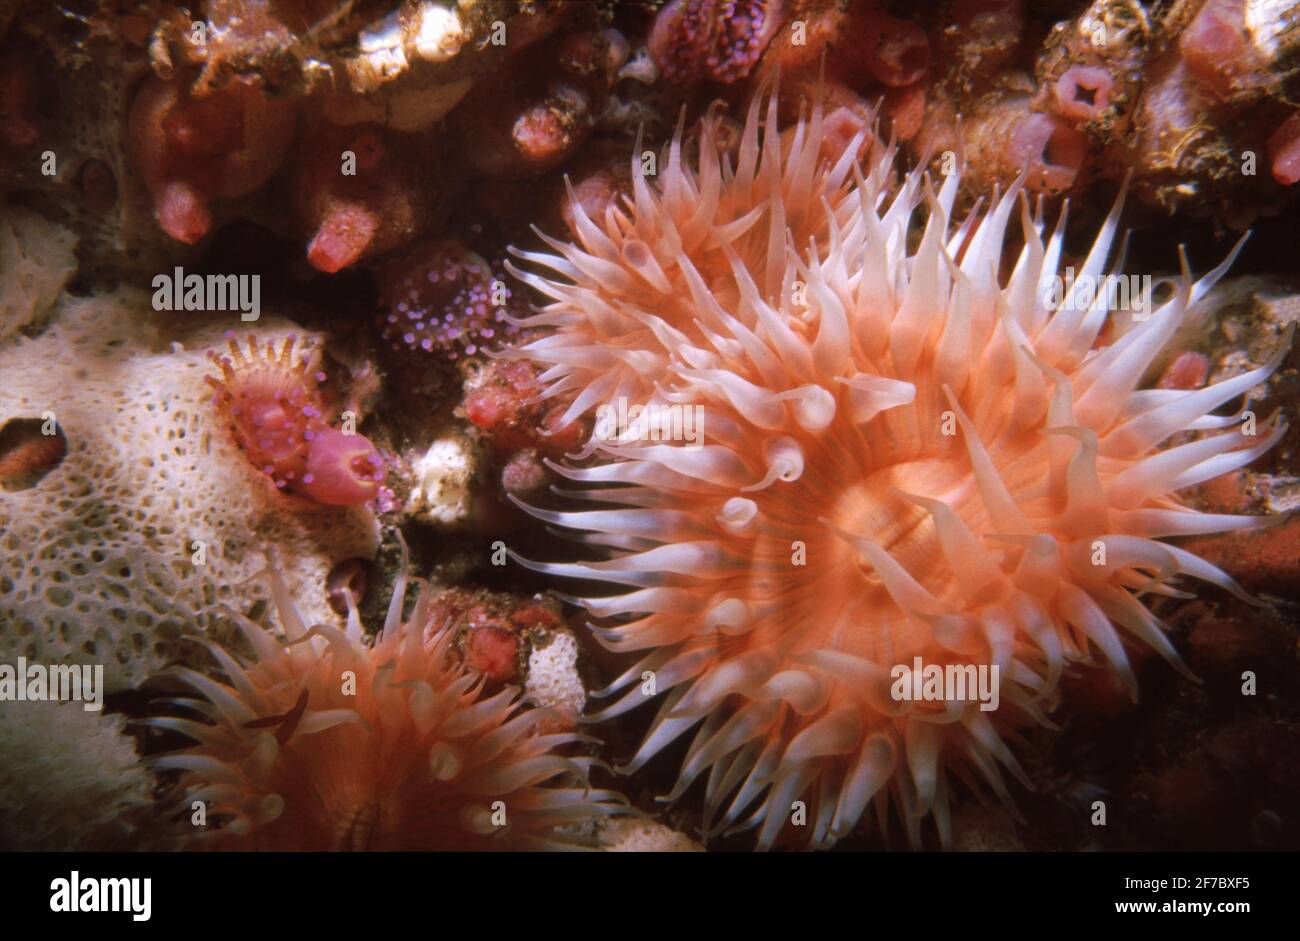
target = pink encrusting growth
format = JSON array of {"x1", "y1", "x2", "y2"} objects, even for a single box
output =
[
  {"x1": 1177, "y1": 0, "x2": 1271, "y2": 100},
  {"x1": 1268, "y1": 113, "x2": 1300, "y2": 186},
  {"x1": 859, "y1": 6, "x2": 930, "y2": 88},
  {"x1": 128, "y1": 76, "x2": 296, "y2": 245},
  {"x1": 1004, "y1": 109, "x2": 1087, "y2": 193},
  {"x1": 649, "y1": 0, "x2": 786, "y2": 85},
  {"x1": 504, "y1": 88, "x2": 1292, "y2": 848},
  {"x1": 290, "y1": 120, "x2": 437, "y2": 273},
  {"x1": 206, "y1": 334, "x2": 385, "y2": 506},
  {"x1": 144, "y1": 537, "x2": 627, "y2": 850}
]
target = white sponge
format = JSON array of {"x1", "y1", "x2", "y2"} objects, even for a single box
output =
[
  {"x1": 598, "y1": 817, "x2": 705, "y2": 852},
  {"x1": 0, "y1": 286, "x2": 379, "y2": 691},
  {"x1": 0, "y1": 699, "x2": 151, "y2": 850},
  {"x1": 408, "y1": 435, "x2": 477, "y2": 525},
  {"x1": 523, "y1": 627, "x2": 586, "y2": 721}
]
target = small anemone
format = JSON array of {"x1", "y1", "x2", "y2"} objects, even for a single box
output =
[
  {"x1": 206, "y1": 333, "x2": 385, "y2": 505},
  {"x1": 143, "y1": 535, "x2": 629, "y2": 850}
]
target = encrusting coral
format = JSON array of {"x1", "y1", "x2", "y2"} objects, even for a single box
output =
[
  {"x1": 1, "y1": 1, "x2": 613, "y2": 278},
  {"x1": 145, "y1": 536, "x2": 627, "y2": 850},
  {"x1": 505, "y1": 86, "x2": 1291, "y2": 848},
  {"x1": 752, "y1": 0, "x2": 1300, "y2": 220},
  {"x1": 1103, "y1": 0, "x2": 1300, "y2": 219}
]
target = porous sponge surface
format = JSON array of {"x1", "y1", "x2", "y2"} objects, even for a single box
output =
[
  {"x1": 0, "y1": 287, "x2": 379, "y2": 691},
  {"x1": 524, "y1": 627, "x2": 587, "y2": 719}
]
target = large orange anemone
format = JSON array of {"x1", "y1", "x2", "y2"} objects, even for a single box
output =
[
  {"x1": 506, "y1": 89, "x2": 1291, "y2": 848},
  {"x1": 146, "y1": 538, "x2": 626, "y2": 850}
]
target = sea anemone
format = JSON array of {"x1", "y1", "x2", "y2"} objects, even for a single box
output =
[
  {"x1": 144, "y1": 537, "x2": 626, "y2": 850},
  {"x1": 206, "y1": 333, "x2": 386, "y2": 505},
  {"x1": 504, "y1": 88, "x2": 1291, "y2": 848}
]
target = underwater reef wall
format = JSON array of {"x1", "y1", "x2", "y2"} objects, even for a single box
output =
[{"x1": 0, "y1": 0, "x2": 1297, "y2": 854}]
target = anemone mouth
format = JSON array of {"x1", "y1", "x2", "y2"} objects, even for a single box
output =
[
  {"x1": 732, "y1": 449, "x2": 995, "y2": 666},
  {"x1": 332, "y1": 801, "x2": 382, "y2": 853},
  {"x1": 823, "y1": 469, "x2": 973, "y2": 592}
]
